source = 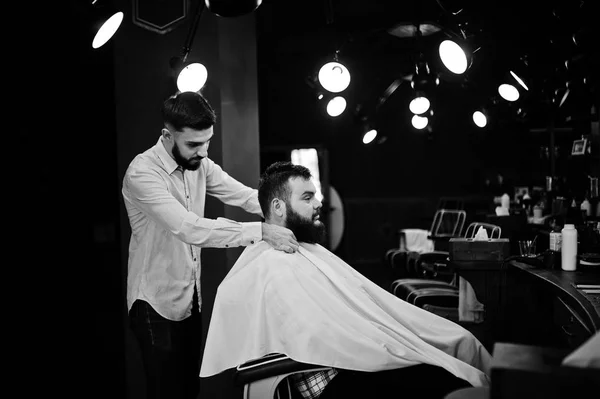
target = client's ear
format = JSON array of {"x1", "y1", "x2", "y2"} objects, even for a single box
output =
[{"x1": 272, "y1": 198, "x2": 285, "y2": 218}]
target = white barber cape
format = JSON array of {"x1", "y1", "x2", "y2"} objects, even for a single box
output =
[{"x1": 200, "y1": 242, "x2": 492, "y2": 387}]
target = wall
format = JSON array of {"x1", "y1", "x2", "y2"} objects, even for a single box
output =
[{"x1": 255, "y1": 35, "x2": 546, "y2": 266}]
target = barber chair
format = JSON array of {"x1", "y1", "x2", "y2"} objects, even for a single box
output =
[
  {"x1": 386, "y1": 209, "x2": 466, "y2": 280},
  {"x1": 391, "y1": 222, "x2": 501, "y2": 323},
  {"x1": 386, "y1": 228, "x2": 434, "y2": 279},
  {"x1": 234, "y1": 353, "x2": 331, "y2": 399}
]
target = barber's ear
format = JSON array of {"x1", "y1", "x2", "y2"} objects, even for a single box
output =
[
  {"x1": 272, "y1": 198, "x2": 285, "y2": 217},
  {"x1": 161, "y1": 128, "x2": 172, "y2": 140}
]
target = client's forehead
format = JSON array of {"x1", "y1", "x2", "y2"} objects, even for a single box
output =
[{"x1": 287, "y1": 177, "x2": 315, "y2": 196}]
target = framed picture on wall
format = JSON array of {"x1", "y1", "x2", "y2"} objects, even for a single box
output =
[{"x1": 571, "y1": 138, "x2": 588, "y2": 156}]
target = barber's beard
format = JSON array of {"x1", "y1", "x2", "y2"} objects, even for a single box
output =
[
  {"x1": 173, "y1": 142, "x2": 203, "y2": 171},
  {"x1": 285, "y1": 207, "x2": 326, "y2": 244}
]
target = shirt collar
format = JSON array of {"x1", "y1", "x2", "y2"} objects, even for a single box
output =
[{"x1": 154, "y1": 136, "x2": 180, "y2": 175}]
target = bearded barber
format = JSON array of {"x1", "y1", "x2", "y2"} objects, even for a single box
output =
[{"x1": 122, "y1": 91, "x2": 298, "y2": 399}]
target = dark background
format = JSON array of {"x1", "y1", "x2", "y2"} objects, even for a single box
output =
[{"x1": 21, "y1": 1, "x2": 598, "y2": 398}]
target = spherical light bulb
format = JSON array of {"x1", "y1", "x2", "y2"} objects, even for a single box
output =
[
  {"x1": 439, "y1": 40, "x2": 468, "y2": 74},
  {"x1": 92, "y1": 12, "x2": 124, "y2": 49},
  {"x1": 411, "y1": 115, "x2": 429, "y2": 130},
  {"x1": 362, "y1": 129, "x2": 377, "y2": 144},
  {"x1": 409, "y1": 96, "x2": 431, "y2": 114},
  {"x1": 318, "y1": 62, "x2": 351, "y2": 93},
  {"x1": 473, "y1": 111, "x2": 487, "y2": 127},
  {"x1": 326, "y1": 96, "x2": 346, "y2": 117},
  {"x1": 498, "y1": 83, "x2": 520, "y2": 101},
  {"x1": 177, "y1": 63, "x2": 208, "y2": 93}
]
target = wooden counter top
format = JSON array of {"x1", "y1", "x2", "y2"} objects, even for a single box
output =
[{"x1": 509, "y1": 261, "x2": 600, "y2": 333}]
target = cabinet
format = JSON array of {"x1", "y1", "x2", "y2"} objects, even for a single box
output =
[
  {"x1": 499, "y1": 261, "x2": 599, "y2": 350},
  {"x1": 552, "y1": 296, "x2": 593, "y2": 350},
  {"x1": 452, "y1": 259, "x2": 600, "y2": 350}
]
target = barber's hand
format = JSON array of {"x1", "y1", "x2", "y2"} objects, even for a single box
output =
[{"x1": 262, "y1": 223, "x2": 299, "y2": 254}]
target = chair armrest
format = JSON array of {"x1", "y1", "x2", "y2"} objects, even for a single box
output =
[
  {"x1": 418, "y1": 251, "x2": 450, "y2": 263},
  {"x1": 418, "y1": 251, "x2": 452, "y2": 277},
  {"x1": 234, "y1": 353, "x2": 328, "y2": 386}
]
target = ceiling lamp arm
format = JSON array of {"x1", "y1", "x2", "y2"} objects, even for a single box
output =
[
  {"x1": 375, "y1": 78, "x2": 405, "y2": 112},
  {"x1": 181, "y1": 0, "x2": 206, "y2": 63}
]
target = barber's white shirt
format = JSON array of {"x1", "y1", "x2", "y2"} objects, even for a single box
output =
[{"x1": 122, "y1": 136, "x2": 262, "y2": 320}]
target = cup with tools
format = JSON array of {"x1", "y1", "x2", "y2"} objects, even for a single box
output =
[{"x1": 518, "y1": 238, "x2": 537, "y2": 258}]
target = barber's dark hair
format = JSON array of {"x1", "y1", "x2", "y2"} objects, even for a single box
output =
[
  {"x1": 258, "y1": 161, "x2": 312, "y2": 219},
  {"x1": 161, "y1": 91, "x2": 217, "y2": 132}
]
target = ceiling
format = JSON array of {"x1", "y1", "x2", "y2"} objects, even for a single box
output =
[{"x1": 255, "y1": 0, "x2": 598, "y2": 131}]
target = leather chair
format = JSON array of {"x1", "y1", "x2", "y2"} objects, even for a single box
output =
[
  {"x1": 385, "y1": 209, "x2": 466, "y2": 280},
  {"x1": 391, "y1": 222, "x2": 501, "y2": 323},
  {"x1": 234, "y1": 353, "x2": 331, "y2": 399}
]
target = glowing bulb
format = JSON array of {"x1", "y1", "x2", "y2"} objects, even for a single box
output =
[
  {"x1": 509, "y1": 71, "x2": 528, "y2": 91},
  {"x1": 92, "y1": 12, "x2": 124, "y2": 49},
  {"x1": 362, "y1": 129, "x2": 377, "y2": 144},
  {"x1": 326, "y1": 96, "x2": 346, "y2": 117},
  {"x1": 498, "y1": 83, "x2": 520, "y2": 102},
  {"x1": 318, "y1": 62, "x2": 351, "y2": 93},
  {"x1": 411, "y1": 115, "x2": 429, "y2": 130},
  {"x1": 473, "y1": 111, "x2": 487, "y2": 127},
  {"x1": 409, "y1": 96, "x2": 431, "y2": 114},
  {"x1": 439, "y1": 40, "x2": 468, "y2": 74},
  {"x1": 177, "y1": 63, "x2": 208, "y2": 93}
]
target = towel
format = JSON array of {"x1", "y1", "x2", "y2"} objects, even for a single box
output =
[
  {"x1": 458, "y1": 227, "x2": 487, "y2": 323},
  {"x1": 401, "y1": 228, "x2": 434, "y2": 253},
  {"x1": 458, "y1": 277, "x2": 485, "y2": 323},
  {"x1": 200, "y1": 242, "x2": 492, "y2": 387},
  {"x1": 495, "y1": 206, "x2": 509, "y2": 216}
]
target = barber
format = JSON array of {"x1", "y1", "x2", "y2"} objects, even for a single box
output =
[{"x1": 121, "y1": 91, "x2": 298, "y2": 399}]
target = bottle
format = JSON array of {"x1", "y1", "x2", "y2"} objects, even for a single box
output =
[
  {"x1": 561, "y1": 224, "x2": 578, "y2": 271},
  {"x1": 549, "y1": 228, "x2": 562, "y2": 252},
  {"x1": 566, "y1": 198, "x2": 583, "y2": 226},
  {"x1": 548, "y1": 223, "x2": 562, "y2": 269},
  {"x1": 501, "y1": 193, "x2": 510, "y2": 211},
  {"x1": 580, "y1": 197, "x2": 591, "y2": 219}
]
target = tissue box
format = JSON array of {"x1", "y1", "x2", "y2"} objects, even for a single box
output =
[{"x1": 449, "y1": 238, "x2": 510, "y2": 262}]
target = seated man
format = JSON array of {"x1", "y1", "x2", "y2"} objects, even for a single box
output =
[{"x1": 200, "y1": 162, "x2": 492, "y2": 398}]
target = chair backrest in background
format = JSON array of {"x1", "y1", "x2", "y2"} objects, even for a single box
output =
[{"x1": 430, "y1": 209, "x2": 467, "y2": 239}]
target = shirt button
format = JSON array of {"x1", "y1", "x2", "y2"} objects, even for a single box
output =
[
  {"x1": 251, "y1": 241, "x2": 255, "y2": 244},
  {"x1": 225, "y1": 244, "x2": 229, "y2": 248},
  {"x1": 193, "y1": 258, "x2": 197, "y2": 262}
]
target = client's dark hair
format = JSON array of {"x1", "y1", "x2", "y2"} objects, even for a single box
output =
[
  {"x1": 258, "y1": 161, "x2": 312, "y2": 219},
  {"x1": 161, "y1": 91, "x2": 217, "y2": 132}
]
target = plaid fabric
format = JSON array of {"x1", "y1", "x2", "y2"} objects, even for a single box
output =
[{"x1": 288, "y1": 368, "x2": 339, "y2": 399}]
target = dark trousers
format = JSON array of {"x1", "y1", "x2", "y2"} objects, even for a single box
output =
[
  {"x1": 129, "y1": 291, "x2": 202, "y2": 399},
  {"x1": 319, "y1": 364, "x2": 472, "y2": 399}
]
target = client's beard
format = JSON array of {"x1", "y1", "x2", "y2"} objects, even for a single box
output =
[{"x1": 285, "y1": 207, "x2": 326, "y2": 244}]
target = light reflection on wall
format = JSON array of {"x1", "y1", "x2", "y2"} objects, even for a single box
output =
[{"x1": 290, "y1": 148, "x2": 324, "y2": 202}]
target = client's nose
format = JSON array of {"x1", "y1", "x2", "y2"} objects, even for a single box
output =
[{"x1": 314, "y1": 198, "x2": 322, "y2": 210}]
